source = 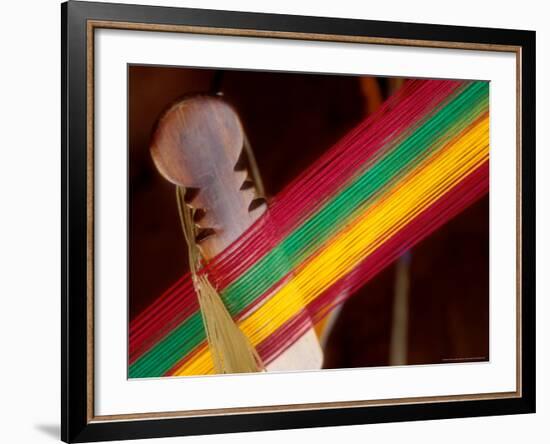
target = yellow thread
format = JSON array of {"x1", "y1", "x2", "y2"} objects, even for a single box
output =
[{"x1": 174, "y1": 115, "x2": 489, "y2": 376}]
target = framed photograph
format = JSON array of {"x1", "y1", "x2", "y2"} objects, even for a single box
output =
[{"x1": 62, "y1": 1, "x2": 535, "y2": 442}]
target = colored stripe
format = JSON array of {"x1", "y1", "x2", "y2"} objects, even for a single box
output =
[{"x1": 129, "y1": 79, "x2": 489, "y2": 378}]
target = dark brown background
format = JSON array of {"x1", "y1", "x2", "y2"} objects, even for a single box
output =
[{"x1": 129, "y1": 65, "x2": 489, "y2": 368}]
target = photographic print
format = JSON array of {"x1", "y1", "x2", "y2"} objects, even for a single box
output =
[
  {"x1": 62, "y1": 3, "x2": 534, "y2": 440},
  {"x1": 128, "y1": 67, "x2": 489, "y2": 378}
]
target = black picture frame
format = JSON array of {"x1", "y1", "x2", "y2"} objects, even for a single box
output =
[{"x1": 62, "y1": 1, "x2": 536, "y2": 442}]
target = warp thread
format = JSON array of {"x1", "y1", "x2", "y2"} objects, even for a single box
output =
[{"x1": 129, "y1": 79, "x2": 490, "y2": 378}]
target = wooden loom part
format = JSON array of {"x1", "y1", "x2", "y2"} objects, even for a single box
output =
[{"x1": 150, "y1": 95, "x2": 323, "y2": 372}]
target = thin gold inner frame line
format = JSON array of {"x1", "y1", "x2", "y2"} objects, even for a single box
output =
[{"x1": 85, "y1": 19, "x2": 523, "y2": 423}]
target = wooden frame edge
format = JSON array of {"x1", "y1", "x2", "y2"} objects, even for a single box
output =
[
  {"x1": 62, "y1": 2, "x2": 535, "y2": 441},
  {"x1": 88, "y1": 19, "x2": 521, "y2": 53},
  {"x1": 85, "y1": 18, "x2": 524, "y2": 423}
]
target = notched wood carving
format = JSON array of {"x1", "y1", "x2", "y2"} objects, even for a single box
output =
[{"x1": 150, "y1": 95, "x2": 267, "y2": 260}]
